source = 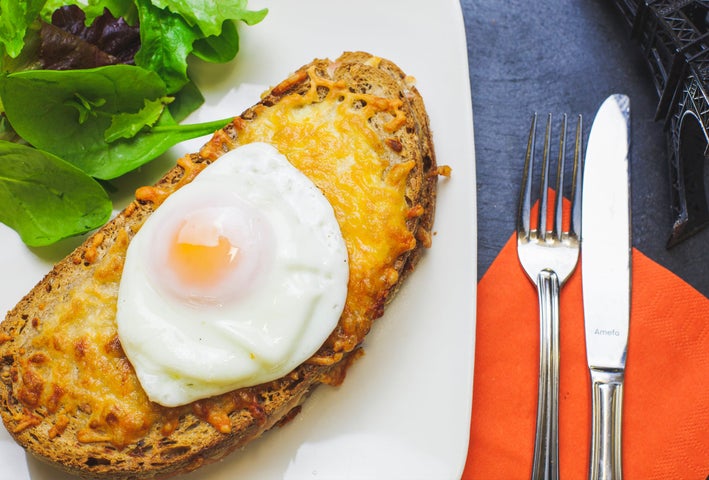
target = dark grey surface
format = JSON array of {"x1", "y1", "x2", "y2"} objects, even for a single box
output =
[{"x1": 463, "y1": 0, "x2": 709, "y2": 297}]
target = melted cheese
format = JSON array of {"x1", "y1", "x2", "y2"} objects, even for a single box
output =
[
  {"x1": 12, "y1": 61, "x2": 418, "y2": 447},
  {"x1": 205, "y1": 65, "x2": 417, "y2": 354},
  {"x1": 16, "y1": 230, "x2": 159, "y2": 447}
]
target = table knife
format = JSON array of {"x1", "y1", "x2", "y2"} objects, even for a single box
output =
[{"x1": 581, "y1": 94, "x2": 632, "y2": 480}]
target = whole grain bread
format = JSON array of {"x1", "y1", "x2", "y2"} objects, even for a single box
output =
[{"x1": 0, "y1": 51, "x2": 439, "y2": 479}]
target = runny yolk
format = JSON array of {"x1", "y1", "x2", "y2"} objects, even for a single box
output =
[{"x1": 167, "y1": 221, "x2": 239, "y2": 288}]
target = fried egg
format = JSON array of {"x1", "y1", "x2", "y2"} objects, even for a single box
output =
[{"x1": 116, "y1": 142, "x2": 349, "y2": 407}]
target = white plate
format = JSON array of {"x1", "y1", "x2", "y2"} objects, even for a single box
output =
[{"x1": 0, "y1": 0, "x2": 477, "y2": 478}]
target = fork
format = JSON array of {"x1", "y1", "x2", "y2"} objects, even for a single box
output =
[{"x1": 516, "y1": 113, "x2": 583, "y2": 480}]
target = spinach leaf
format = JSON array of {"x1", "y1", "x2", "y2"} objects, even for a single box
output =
[
  {"x1": 0, "y1": 65, "x2": 167, "y2": 172},
  {"x1": 0, "y1": 65, "x2": 231, "y2": 179},
  {"x1": 0, "y1": 115, "x2": 22, "y2": 143},
  {"x1": 0, "y1": 140, "x2": 111, "y2": 246},
  {"x1": 0, "y1": 64, "x2": 167, "y2": 145},
  {"x1": 65, "y1": 108, "x2": 230, "y2": 179},
  {"x1": 168, "y1": 80, "x2": 204, "y2": 123}
]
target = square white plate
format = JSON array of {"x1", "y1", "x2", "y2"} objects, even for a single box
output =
[{"x1": 0, "y1": 0, "x2": 477, "y2": 478}]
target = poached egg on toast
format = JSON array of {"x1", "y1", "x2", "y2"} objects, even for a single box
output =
[{"x1": 0, "y1": 51, "x2": 440, "y2": 479}]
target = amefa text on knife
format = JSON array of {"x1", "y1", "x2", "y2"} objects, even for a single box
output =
[{"x1": 594, "y1": 328, "x2": 621, "y2": 336}]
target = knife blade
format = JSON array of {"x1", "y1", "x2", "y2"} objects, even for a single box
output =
[{"x1": 581, "y1": 94, "x2": 632, "y2": 480}]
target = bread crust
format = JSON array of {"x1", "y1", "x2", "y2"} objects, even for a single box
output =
[{"x1": 0, "y1": 51, "x2": 438, "y2": 479}]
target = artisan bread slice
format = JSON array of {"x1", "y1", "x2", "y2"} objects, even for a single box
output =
[{"x1": 0, "y1": 51, "x2": 440, "y2": 479}]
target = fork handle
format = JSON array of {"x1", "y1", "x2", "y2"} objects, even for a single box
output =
[{"x1": 531, "y1": 269, "x2": 560, "y2": 480}]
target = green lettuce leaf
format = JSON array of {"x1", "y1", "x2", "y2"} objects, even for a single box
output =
[
  {"x1": 41, "y1": 0, "x2": 138, "y2": 25},
  {"x1": 151, "y1": 0, "x2": 267, "y2": 36},
  {"x1": 133, "y1": 0, "x2": 198, "y2": 94},
  {"x1": 0, "y1": 0, "x2": 46, "y2": 59},
  {"x1": 192, "y1": 19, "x2": 239, "y2": 63},
  {"x1": 105, "y1": 96, "x2": 172, "y2": 142}
]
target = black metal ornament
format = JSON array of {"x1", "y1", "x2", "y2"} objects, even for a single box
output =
[{"x1": 611, "y1": 0, "x2": 709, "y2": 247}]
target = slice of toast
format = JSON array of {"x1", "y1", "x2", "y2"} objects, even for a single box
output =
[{"x1": 0, "y1": 51, "x2": 439, "y2": 479}]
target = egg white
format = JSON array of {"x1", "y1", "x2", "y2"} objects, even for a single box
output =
[{"x1": 116, "y1": 143, "x2": 349, "y2": 407}]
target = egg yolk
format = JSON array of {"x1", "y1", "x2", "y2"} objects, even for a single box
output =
[{"x1": 167, "y1": 221, "x2": 239, "y2": 289}]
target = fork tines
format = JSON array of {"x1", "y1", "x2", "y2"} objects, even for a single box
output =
[{"x1": 518, "y1": 113, "x2": 583, "y2": 243}]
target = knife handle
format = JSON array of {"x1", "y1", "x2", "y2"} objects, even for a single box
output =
[
  {"x1": 588, "y1": 368, "x2": 624, "y2": 480},
  {"x1": 531, "y1": 269, "x2": 560, "y2": 480}
]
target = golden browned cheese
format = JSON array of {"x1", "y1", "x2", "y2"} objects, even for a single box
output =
[
  {"x1": 8, "y1": 61, "x2": 419, "y2": 448},
  {"x1": 204, "y1": 65, "x2": 418, "y2": 356},
  {"x1": 12, "y1": 230, "x2": 159, "y2": 448}
]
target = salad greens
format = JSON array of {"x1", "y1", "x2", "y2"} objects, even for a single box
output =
[
  {"x1": 0, "y1": 0, "x2": 267, "y2": 246},
  {"x1": 0, "y1": 1, "x2": 46, "y2": 59},
  {"x1": 0, "y1": 141, "x2": 112, "y2": 247},
  {"x1": 0, "y1": 65, "x2": 231, "y2": 179}
]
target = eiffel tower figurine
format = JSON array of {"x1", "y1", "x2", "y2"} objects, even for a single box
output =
[{"x1": 611, "y1": 0, "x2": 709, "y2": 247}]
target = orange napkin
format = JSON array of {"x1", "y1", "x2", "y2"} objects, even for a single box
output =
[{"x1": 463, "y1": 233, "x2": 709, "y2": 479}]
